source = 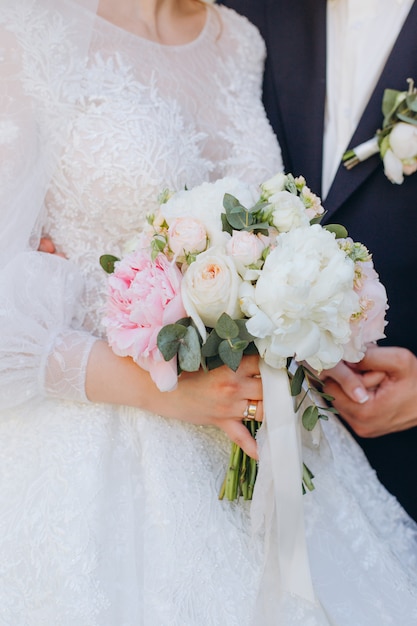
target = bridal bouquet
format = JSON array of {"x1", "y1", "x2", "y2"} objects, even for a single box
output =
[
  {"x1": 343, "y1": 78, "x2": 417, "y2": 184},
  {"x1": 101, "y1": 172, "x2": 387, "y2": 499}
]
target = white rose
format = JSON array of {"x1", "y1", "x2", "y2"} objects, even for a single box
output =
[
  {"x1": 181, "y1": 247, "x2": 243, "y2": 340},
  {"x1": 268, "y1": 191, "x2": 310, "y2": 232},
  {"x1": 161, "y1": 177, "x2": 258, "y2": 248},
  {"x1": 168, "y1": 217, "x2": 208, "y2": 260},
  {"x1": 260, "y1": 172, "x2": 286, "y2": 199},
  {"x1": 244, "y1": 225, "x2": 359, "y2": 371},
  {"x1": 389, "y1": 122, "x2": 417, "y2": 160},
  {"x1": 383, "y1": 149, "x2": 404, "y2": 184}
]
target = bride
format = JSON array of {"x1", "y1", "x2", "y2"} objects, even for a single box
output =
[{"x1": 0, "y1": 0, "x2": 416, "y2": 624}]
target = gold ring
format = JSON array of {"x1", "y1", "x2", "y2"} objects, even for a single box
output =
[{"x1": 243, "y1": 401, "x2": 258, "y2": 420}]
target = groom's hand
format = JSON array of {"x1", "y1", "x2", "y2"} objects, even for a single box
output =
[{"x1": 323, "y1": 346, "x2": 417, "y2": 437}]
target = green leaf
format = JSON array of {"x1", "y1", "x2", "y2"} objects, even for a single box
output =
[
  {"x1": 178, "y1": 326, "x2": 201, "y2": 372},
  {"x1": 205, "y1": 354, "x2": 225, "y2": 371},
  {"x1": 215, "y1": 312, "x2": 239, "y2": 340},
  {"x1": 243, "y1": 342, "x2": 259, "y2": 356},
  {"x1": 396, "y1": 113, "x2": 417, "y2": 127},
  {"x1": 234, "y1": 318, "x2": 255, "y2": 341},
  {"x1": 99, "y1": 254, "x2": 119, "y2": 274},
  {"x1": 221, "y1": 212, "x2": 233, "y2": 235},
  {"x1": 223, "y1": 193, "x2": 253, "y2": 230},
  {"x1": 381, "y1": 88, "x2": 402, "y2": 119},
  {"x1": 302, "y1": 462, "x2": 315, "y2": 492},
  {"x1": 290, "y1": 365, "x2": 305, "y2": 397},
  {"x1": 230, "y1": 338, "x2": 249, "y2": 352},
  {"x1": 157, "y1": 323, "x2": 187, "y2": 361},
  {"x1": 218, "y1": 340, "x2": 243, "y2": 372},
  {"x1": 302, "y1": 405, "x2": 319, "y2": 431},
  {"x1": 324, "y1": 223, "x2": 348, "y2": 239},
  {"x1": 201, "y1": 329, "x2": 222, "y2": 357},
  {"x1": 406, "y1": 93, "x2": 417, "y2": 113}
]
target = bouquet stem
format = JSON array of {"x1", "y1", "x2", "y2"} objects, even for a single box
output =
[{"x1": 219, "y1": 419, "x2": 261, "y2": 501}]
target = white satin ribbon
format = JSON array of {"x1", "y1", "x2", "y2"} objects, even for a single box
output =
[{"x1": 251, "y1": 362, "x2": 316, "y2": 604}]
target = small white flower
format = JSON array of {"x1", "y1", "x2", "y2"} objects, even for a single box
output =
[
  {"x1": 268, "y1": 190, "x2": 310, "y2": 232},
  {"x1": 260, "y1": 171, "x2": 286, "y2": 199}
]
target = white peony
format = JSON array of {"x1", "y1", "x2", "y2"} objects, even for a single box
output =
[
  {"x1": 241, "y1": 225, "x2": 359, "y2": 371},
  {"x1": 181, "y1": 247, "x2": 243, "y2": 340},
  {"x1": 160, "y1": 177, "x2": 258, "y2": 248}
]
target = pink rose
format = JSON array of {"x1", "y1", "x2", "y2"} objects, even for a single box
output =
[
  {"x1": 103, "y1": 249, "x2": 186, "y2": 391},
  {"x1": 168, "y1": 217, "x2": 208, "y2": 261},
  {"x1": 343, "y1": 261, "x2": 388, "y2": 362},
  {"x1": 226, "y1": 230, "x2": 267, "y2": 267}
]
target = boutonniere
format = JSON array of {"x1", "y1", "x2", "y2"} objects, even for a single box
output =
[{"x1": 343, "y1": 78, "x2": 417, "y2": 184}]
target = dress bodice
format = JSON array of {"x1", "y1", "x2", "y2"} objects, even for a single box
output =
[{"x1": 43, "y1": 6, "x2": 282, "y2": 335}]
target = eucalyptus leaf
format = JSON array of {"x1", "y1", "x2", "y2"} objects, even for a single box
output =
[
  {"x1": 226, "y1": 208, "x2": 253, "y2": 231},
  {"x1": 230, "y1": 338, "x2": 249, "y2": 352},
  {"x1": 235, "y1": 319, "x2": 255, "y2": 341},
  {"x1": 290, "y1": 365, "x2": 305, "y2": 397},
  {"x1": 324, "y1": 223, "x2": 348, "y2": 239},
  {"x1": 302, "y1": 405, "x2": 319, "y2": 431},
  {"x1": 157, "y1": 323, "x2": 187, "y2": 361},
  {"x1": 99, "y1": 254, "x2": 119, "y2": 274},
  {"x1": 223, "y1": 193, "x2": 247, "y2": 213},
  {"x1": 396, "y1": 113, "x2": 417, "y2": 127},
  {"x1": 205, "y1": 354, "x2": 225, "y2": 371},
  {"x1": 178, "y1": 326, "x2": 201, "y2": 372},
  {"x1": 215, "y1": 313, "x2": 239, "y2": 340},
  {"x1": 201, "y1": 329, "x2": 222, "y2": 357},
  {"x1": 221, "y1": 212, "x2": 233, "y2": 235},
  {"x1": 218, "y1": 340, "x2": 243, "y2": 372}
]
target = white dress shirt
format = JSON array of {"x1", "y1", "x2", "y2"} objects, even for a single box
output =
[{"x1": 323, "y1": 0, "x2": 414, "y2": 197}]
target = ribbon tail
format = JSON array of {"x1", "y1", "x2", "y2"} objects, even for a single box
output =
[{"x1": 251, "y1": 362, "x2": 316, "y2": 606}]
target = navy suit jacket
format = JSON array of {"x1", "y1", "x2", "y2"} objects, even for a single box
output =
[{"x1": 222, "y1": 0, "x2": 417, "y2": 520}]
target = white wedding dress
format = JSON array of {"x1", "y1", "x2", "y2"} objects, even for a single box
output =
[{"x1": 0, "y1": 1, "x2": 416, "y2": 625}]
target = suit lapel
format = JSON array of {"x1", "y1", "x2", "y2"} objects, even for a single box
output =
[
  {"x1": 264, "y1": 0, "x2": 327, "y2": 195},
  {"x1": 324, "y1": 1, "x2": 417, "y2": 218}
]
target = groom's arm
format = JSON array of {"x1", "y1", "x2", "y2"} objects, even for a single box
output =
[{"x1": 323, "y1": 346, "x2": 417, "y2": 437}]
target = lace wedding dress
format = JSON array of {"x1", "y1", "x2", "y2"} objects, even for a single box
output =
[{"x1": 0, "y1": 1, "x2": 416, "y2": 625}]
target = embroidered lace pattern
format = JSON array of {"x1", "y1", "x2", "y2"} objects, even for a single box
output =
[{"x1": 0, "y1": 3, "x2": 416, "y2": 625}]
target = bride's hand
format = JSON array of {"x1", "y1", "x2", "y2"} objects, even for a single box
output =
[
  {"x1": 86, "y1": 342, "x2": 263, "y2": 459},
  {"x1": 164, "y1": 355, "x2": 263, "y2": 459}
]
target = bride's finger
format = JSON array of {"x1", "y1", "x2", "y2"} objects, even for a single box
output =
[{"x1": 221, "y1": 420, "x2": 258, "y2": 460}]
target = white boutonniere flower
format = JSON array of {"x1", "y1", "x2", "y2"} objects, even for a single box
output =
[{"x1": 343, "y1": 78, "x2": 417, "y2": 184}]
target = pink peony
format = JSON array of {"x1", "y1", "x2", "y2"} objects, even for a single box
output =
[{"x1": 103, "y1": 249, "x2": 186, "y2": 391}]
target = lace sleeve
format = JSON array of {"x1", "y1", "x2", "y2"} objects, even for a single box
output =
[
  {"x1": 0, "y1": 252, "x2": 97, "y2": 409},
  {"x1": 0, "y1": 1, "x2": 100, "y2": 410}
]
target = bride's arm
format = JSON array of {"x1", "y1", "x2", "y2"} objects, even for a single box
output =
[{"x1": 87, "y1": 341, "x2": 262, "y2": 457}]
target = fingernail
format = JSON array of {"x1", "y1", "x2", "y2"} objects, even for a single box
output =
[{"x1": 353, "y1": 387, "x2": 369, "y2": 404}]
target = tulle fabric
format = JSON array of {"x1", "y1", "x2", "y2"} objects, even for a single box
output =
[{"x1": 0, "y1": 1, "x2": 417, "y2": 624}]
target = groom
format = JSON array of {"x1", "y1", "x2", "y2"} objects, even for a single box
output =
[{"x1": 221, "y1": 0, "x2": 417, "y2": 521}]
